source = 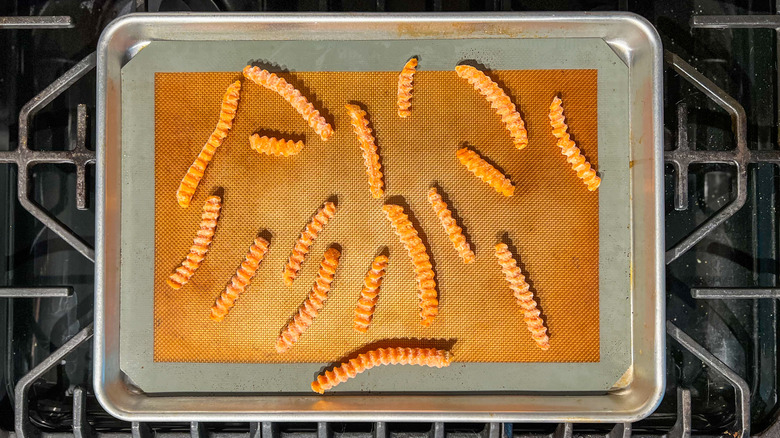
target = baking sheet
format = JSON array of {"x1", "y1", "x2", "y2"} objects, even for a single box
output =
[{"x1": 120, "y1": 38, "x2": 631, "y2": 393}]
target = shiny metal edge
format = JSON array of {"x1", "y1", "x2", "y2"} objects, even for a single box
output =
[
  {"x1": 94, "y1": 12, "x2": 664, "y2": 423},
  {"x1": 121, "y1": 38, "x2": 629, "y2": 394}
]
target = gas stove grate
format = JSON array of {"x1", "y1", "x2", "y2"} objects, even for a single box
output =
[{"x1": 1, "y1": 1, "x2": 778, "y2": 437}]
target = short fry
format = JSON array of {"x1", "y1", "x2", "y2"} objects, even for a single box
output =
[
  {"x1": 456, "y1": 147, "x2": 514, "y2": 197},
  {"x1": 397, "y1": 57, "x2": 418, "y2": 118},
  {"x1": 428, "y1": 187, "x2": 474, "y2": 263},
  {"x1": 249, "y1": 134, "x2": 304, "y2": 157}
]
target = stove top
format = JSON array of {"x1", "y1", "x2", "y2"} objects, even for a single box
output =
[{"x1": 1, "y1": 0, "x2": 778, "y2": 436}]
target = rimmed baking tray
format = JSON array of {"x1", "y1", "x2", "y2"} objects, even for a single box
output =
[{"x1": 95, "y1": 12, "x2": 664, "y2": 422}]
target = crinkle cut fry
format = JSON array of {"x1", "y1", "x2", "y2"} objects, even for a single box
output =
[
  {"x1": 243, "y1": 66, "x2": 333, "y2": 141},
  {"x1": 311, "y1": 347, "x2": 452, "y2": 393},
  {"x1": 494, "y1": 243, "x2": 549, "y2": 350},
  {"x1": 249, "y1": 134, "x2": 305, "y2": 157},
  {"x1": 427, "y1": 187, "x2": 474, "y2": 264},
  {"x1": 166, "y1": 196, "x2": 222, "y2": 289},
  {"x1": 456, "y1": 147, "x2": 515, "y2": 197},
  {"x1": 382, "y1": 205, "x2": 438, "y2": 326},
  {"x1": 276, "y1": 247, "x2": 341, "y2": 353},
  {"x1": 283, "y1": 202, "x2": 337, "y2": 286},
  {"x1": 344, "y1": 104, "x2": 384, "y2": 198},
  {"x1": 176, "y1": 80, "x2": 241, "y2": 208},
  {"x1": 455, "y1": 65, "x2": 528, "y2": 150},
  {"x1": 210, "y1": 236, "x2": 270, "y2": 322},
  {"x1": 354, "y1": 254, "x2": 389, "y2": 333},
  {"x1": 548, "y1": 96, "x2": 601, "y2": 191},
  {"x1": 397, "y1": 57, "x2": 418, "y2": 118}
]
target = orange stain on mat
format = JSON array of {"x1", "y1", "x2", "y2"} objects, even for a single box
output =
[{"x1": 153, "y1": 69, "x2": 600, "y2": 364}]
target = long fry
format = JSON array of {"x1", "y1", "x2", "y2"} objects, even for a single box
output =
[
  {"x1": 166, "y1": 196, "x2": 222, "y2": 289},
  {"x1": 455, "y1": 65, "x2": 528, "y2": 150},
  {"x1": 243, "y1": 66, "x2": 333, "y2": 141},
  {"x1": 344, "y1": 104, "x2": 384, "y2": 198},
  {"x1": 397, "y1": 57, "x2": 418, "y2": 118},
  {"x1": 495, "y1": 243, "x2": 549, "y2": 350},
  {"x1": 311, "y1": 347, "x2": 452, "y2": 393},
  {"x1": 209, "y1": 236, "x2": 270, "y2": 322},
  {"x1": 548, "y1": 96, "x2": 601, "y2": 191},
  {"x1": 428, "y1": 188, "x2": 474, "y2": 263},
  {"x1": 276, "y1": 247, "x2": 341, "y2": 353},
  {"x1": 353, "y1": 255, "x2": 389, "y2": 333},
  {"x1": 382, "y1": 205, "x2": 437, "y2": 326},
  {"x1": 176, "y1": 81, "x2": 241, "y2": 208}
]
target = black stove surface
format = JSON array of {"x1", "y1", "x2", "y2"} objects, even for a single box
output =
[{"x1": 1, "y1": 0, "x2": 778, "y2": 436}]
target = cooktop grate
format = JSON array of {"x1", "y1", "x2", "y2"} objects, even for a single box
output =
[{"x1": 1, "y1": 0, "x2": 778, "y2": 436}]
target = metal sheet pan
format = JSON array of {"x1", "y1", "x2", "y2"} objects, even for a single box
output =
[
  {"x1": 95, "y1": 12, "x2": 664, "y2": 422},
  {"x1": 127, "y1": 39, "x2": 620, "y2": 393}
]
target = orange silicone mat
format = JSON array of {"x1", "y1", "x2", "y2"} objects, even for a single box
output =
[{"x1": 153, "y1": 69, "x2": 599, "y2": 364}]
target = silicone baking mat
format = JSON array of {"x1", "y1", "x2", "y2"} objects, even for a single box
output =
[{"x1": 153, "y1": 68, "x2": 599, "y2": 364}]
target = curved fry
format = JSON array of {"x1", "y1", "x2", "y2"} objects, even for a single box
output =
[
  {"x1": 344, "y1": 104, "x2": 384, "y2": 198},
  {"x1": 397, "y1": 57, "x2": 418, "y2": 118},
  {"x1": 276, "y1": 247, "x2": 341, "y2": 353},
  {"x1": 166, "y1": 195, "x2": 222, "y2": 289},
  {"x1": 243, "y1": 66, "x2": 333, "y2": 141},
  {"x1": 382, "y1": 204, "x2": 437, "y2": 326},
  {"x1": 548, "y1": 96, "x2": 601, "y2": 191},
  {"x1": 176, "y1": 81, "x2": 241, "y2": 208},
  {"x1": 456, "y1": 147, "x2": 514, "y2": 197},
  {"x1": 311, "y1": 347, "x2": 452, "y2": 393},
  {"x1": 427, "y1": 188, "x2": 474, "y2": 264},
  {"x1": 354, "y1": 255, "x2": 389, "y2": 333},
  {"x1": 283, "y1": 202, "x2": 337, "y2": 286},
  {"x1": 494, "y1": 243, "x2": 549, "y2": 350},
  {"x1": 249, "y1": 134, "x2": 304, "y2": 157},
  {"x1": 455, "y1": 65, "x2": 527, "y2": 150},
  {"x1": 210, "y1": 236, "x2": 270, "y2": 322}
]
